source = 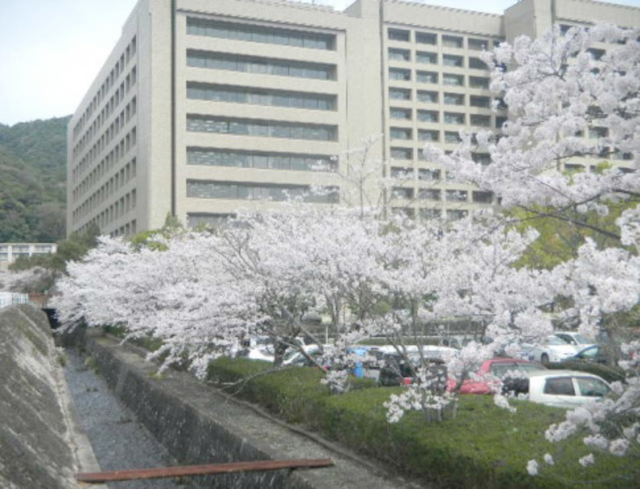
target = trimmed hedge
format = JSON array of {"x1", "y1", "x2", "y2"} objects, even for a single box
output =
[
  {"x1": 207, "y1": 358, "x2": 635, "y2": 488},
  {"x1": 547, "y1": 360, "x2": 626, "y2": 383}
]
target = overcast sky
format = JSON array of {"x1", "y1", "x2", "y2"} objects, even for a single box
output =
[{"x1": 1, "y1": 0, "x2": 638, "y2": 125}]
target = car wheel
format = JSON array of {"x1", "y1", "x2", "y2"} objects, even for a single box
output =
[{"x1": 541, "y1": 353, "x2": 549, "y2": 364}]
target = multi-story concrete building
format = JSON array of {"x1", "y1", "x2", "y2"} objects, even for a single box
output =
[{"x1": 67, "y1": 0, "x2": 640, "y2": 236}]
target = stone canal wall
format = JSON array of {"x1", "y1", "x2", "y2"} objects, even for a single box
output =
[
  {"x1": 0, "y1": 305, "x2": 99, "y2": 489},
  {"x1": 74, "y1": 329, "x2": 411, "y2": 489}
]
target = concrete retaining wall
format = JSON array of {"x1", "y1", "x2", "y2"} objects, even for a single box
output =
[
  {"x1": 0, "y1": 305, "x2": 78, "y2": 489},
  {"x1": 76, "y1": 329, "x2": 412, "y2": 488}
]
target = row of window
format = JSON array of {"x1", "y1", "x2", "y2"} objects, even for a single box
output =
[
  {"x1": 187, "y1": 17, "x2": 335, "y2": 50},
  {"x1": 186, "y1": 83, "x2": 336, "y2": 111},
  {"x1": 73, "y1": 186, "x2": 137, "y2": 231},
  {"x1": 73, "y1": 67, "x2": 137, "y2": 161},
  {"x1": 186, "y1": 180, "x2": 339, "y2": 203},
  {"x1": 389, "y1": 67, "x2": 490, "y2": 89},
  {"x1": 73, "y1": 127, "x2": 137, "y2": 201},
  {"x1": 187, "y1": 213, "x2": 234, "y2": 229},
  {"x1": 392, "y1": 187, "x2": 494, "y2": 204},
  {"x1": 187, "y1": 50, "x2": 336, "y2": 80},
  {"x1": 392, "y1": 207, "x2": 469, "y2": 221},
  {"x1": 390, "y1": 126, "x2": 503, "y2": 143},
  {"x1": 388, "y1": 50, "x2": 489, "y2": 71},
  {"x1": 186, "y1": 116, "x2": 337, "y2": 142},
  {"x1": 187, "y1": 148, "x2": 336, "y2": 172},
  {"x1": 390, "y1": 147, "x2": 491, "y2": 165},
  {"x1": 388, "y1": 28, "x2": 501, "y2": 51},
  {"x1": 73, "y1": 96, "x2": 138, "y2": 183},
  {"x1": 391, "y1": 108, "x2": 505, "y2": 127},
  {"x1": 72, "y1": 156, "x2": 138, "y2": 226},
  {"x1": 73, "y1": 35, "x2": 137, "y2": 139}
]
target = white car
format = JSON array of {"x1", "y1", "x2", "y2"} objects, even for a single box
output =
[
  {"x1": 526, "y1": 370, "x2": 611, "y2": 409},
  {"x1": 553, "y1": 331, "x2": 597, "y2": 350},
  {"x1": 523, "y1": 335, "x2": 580, "y2": 363}
]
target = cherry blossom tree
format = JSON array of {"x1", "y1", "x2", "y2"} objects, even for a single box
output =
[{"x1": 424, "y1": 22, "x2": 639, "y2": 473}]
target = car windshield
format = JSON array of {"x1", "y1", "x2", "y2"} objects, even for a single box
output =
[
  {"x1": 491, "y1": 362, "x2": 544, "y2": 378},
  {"x1": 572, "y1": 334, "x2": 592, "y2": 345},
  {"x1": 579, "y1": 346, "x2": 599, "y2": 357},
  {"x1": 547, "y1": 336, "x2": 569, "y2": 345}
]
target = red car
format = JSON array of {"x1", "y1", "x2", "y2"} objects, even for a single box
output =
[{"x1": 447, "y1": 358, "x2": 546, "y2": 394}]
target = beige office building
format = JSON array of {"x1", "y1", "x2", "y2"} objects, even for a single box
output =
[{"x1": 67, "y1": 0, "x2": 640, "y2": 236}]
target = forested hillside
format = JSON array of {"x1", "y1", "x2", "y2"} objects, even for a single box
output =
[{"x1": 0, "y1": 116, "x2": 70, "y2": 242}]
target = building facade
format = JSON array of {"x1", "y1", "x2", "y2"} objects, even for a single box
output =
[{"x1": 67, "y1": 0, "x2": 640, "y2": 236}]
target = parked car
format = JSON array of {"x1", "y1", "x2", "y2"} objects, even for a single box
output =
[
  {"x1": 526, "y1": 371, "x2": 611, "y2": 409},
  {"x1": 569, "y1": 344, "x2": 609, "y2": 365},
  {"x1": 447, "y1": 358, "x2": 546, "y2": 395},
  {"x1": 378, "y1": 349, "x2": 449, "y2": 389},
  {"x1": 523, "y1": 335, "x2": 580, "y2": 363},
  {"x1": 553, "y1": 332, "x2": 597, "y2": 350}
]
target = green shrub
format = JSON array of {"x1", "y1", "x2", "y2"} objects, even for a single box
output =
[
  {"x1": 547, "y1": 361, "x2": 626, "y2": 383},
  {"x1": 205, "y1": 358, "x2": 635, "y2": 488}
]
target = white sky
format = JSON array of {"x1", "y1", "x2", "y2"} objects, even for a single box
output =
[{"x1": 0, "y1": 0, "x2": 638, "y2": 125}]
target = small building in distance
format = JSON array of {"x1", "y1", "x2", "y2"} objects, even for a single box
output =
[{"x1": 0, "y1": 243, "x2": 58, "y2": 270}]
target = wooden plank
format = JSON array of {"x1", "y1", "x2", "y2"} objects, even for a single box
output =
[{"x1": 76, "y1": 458, "x2": 334, "y2": 483}]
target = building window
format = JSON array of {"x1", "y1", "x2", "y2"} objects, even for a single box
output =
[
  {"x1": 447, "y1": 209, "x2": 468, "y2": 220},
  {"x1": 469, "y1": 57, "x2": 488, "y2": 70},
  {"x1": 187, "y1": 148, "x2": 336, "y2": 172},
  {"x1": 186, "y1": 17, "x2": 335, "y2": 50},
  {"x1": 417, "y1": 110, "x2": 438, "y2": 123},
  {"x1": 392, "y1": 187, "x2": 414, "y2": 199},
  {"x1": 418, "y1": 168, "x2": 441, "y2": 181},
  {"x1": 187, "y1": 213, "x2": 235, "y2": 228},
  {"x1": 471, "y1": 114, "x2": 491, "y2": 127},
  {"x1": 470, "y1": 95, "x2": 491, "y2": 108},
  {"x1": 444, "y1": 93, "x2": 465, "y2": 105},
  {"x1": 388, "y1": 28, "x2": 410, "y2": 42},
  {"x1": 445, "y1": 131, "x2": 462, "y2": 143},
  {"x1": 419, "y1": 188, "x2": 441, "y2": 201},
  {"x1": 418, "y1": 129, "x2": 439, "y2": 142},
  {"x1": 444, "y1": 112, "x2": 465, "y2": 125},
  {"x1": 443, "y1": 74, "x2": 464, "y2": 86},
  {"x1": 472, "y1": 153, "x2": 491, "y2": 165},
  {"x1": 473, "y1": 191, "x2": 493, "y2": 203},
  {"x1": 187, "y1": 180, "x2": 339, "y2": 203},
  {"x1": 388, "y1": 48, "x2": 410, "y2": 62},
  {"x1": 390, "y1": 147, "x2": 413, "y2": 160},
  {"x1": 187, "y1": 83, "x2": 336, "y2": 111},
  {"x1": 416, "y1": 71, "x2": 438, "y2": 84},
  {"x1": 446, "y1": 189, "x2": 468, "y2": 202},
  {"x1": 589, "y1": 127, "x2": 608, "y2": 138},
  {"x1": 187, "y1": 50, "x2": 335, "y2": 80},
  {"x1": 416, "y1": 52, "x2": 437, "y2": 65},
  {"x1": 390, "y1": 87, "x2": 412, "y2": 100},
  {"x1": 390, "y1": 108, "x2": 412, "y2": 120},
  {"x1": 389, "y1": 68, "x2": 411, "y2": 81},
  {"x1": 416, "y1": 32, "x2": 437, "y2": 45},
  {"x1": 468, "y1": 38, "x2": 489, "y2": 51},
  {"x1": 443, "y1": 54, "x2": 464, "y2": 68},
  {"x1": 442, "y1": 35, "x2": 463, "y2": 48},
  {"x1": 186, "y1": 115, "x2": 337, "y2": 141},
  {"x1": 390, "y1": 127, "x2": 412, "y2": 140},
  {"x1": 565, "y1": 164, "x2": 586, "y2": 173},
  {"x1": 417, "y1": 90, "x2": 438, "y2": 103},
  {"x1": 469, "y1": 76, "x2": 490, "y2": 89},
  {"x1": 420, "y1": 208, "x2": 441, "y2": 219},
  {"x1": 496, "y1": 116, "x2": 508, "y2": 129}
]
